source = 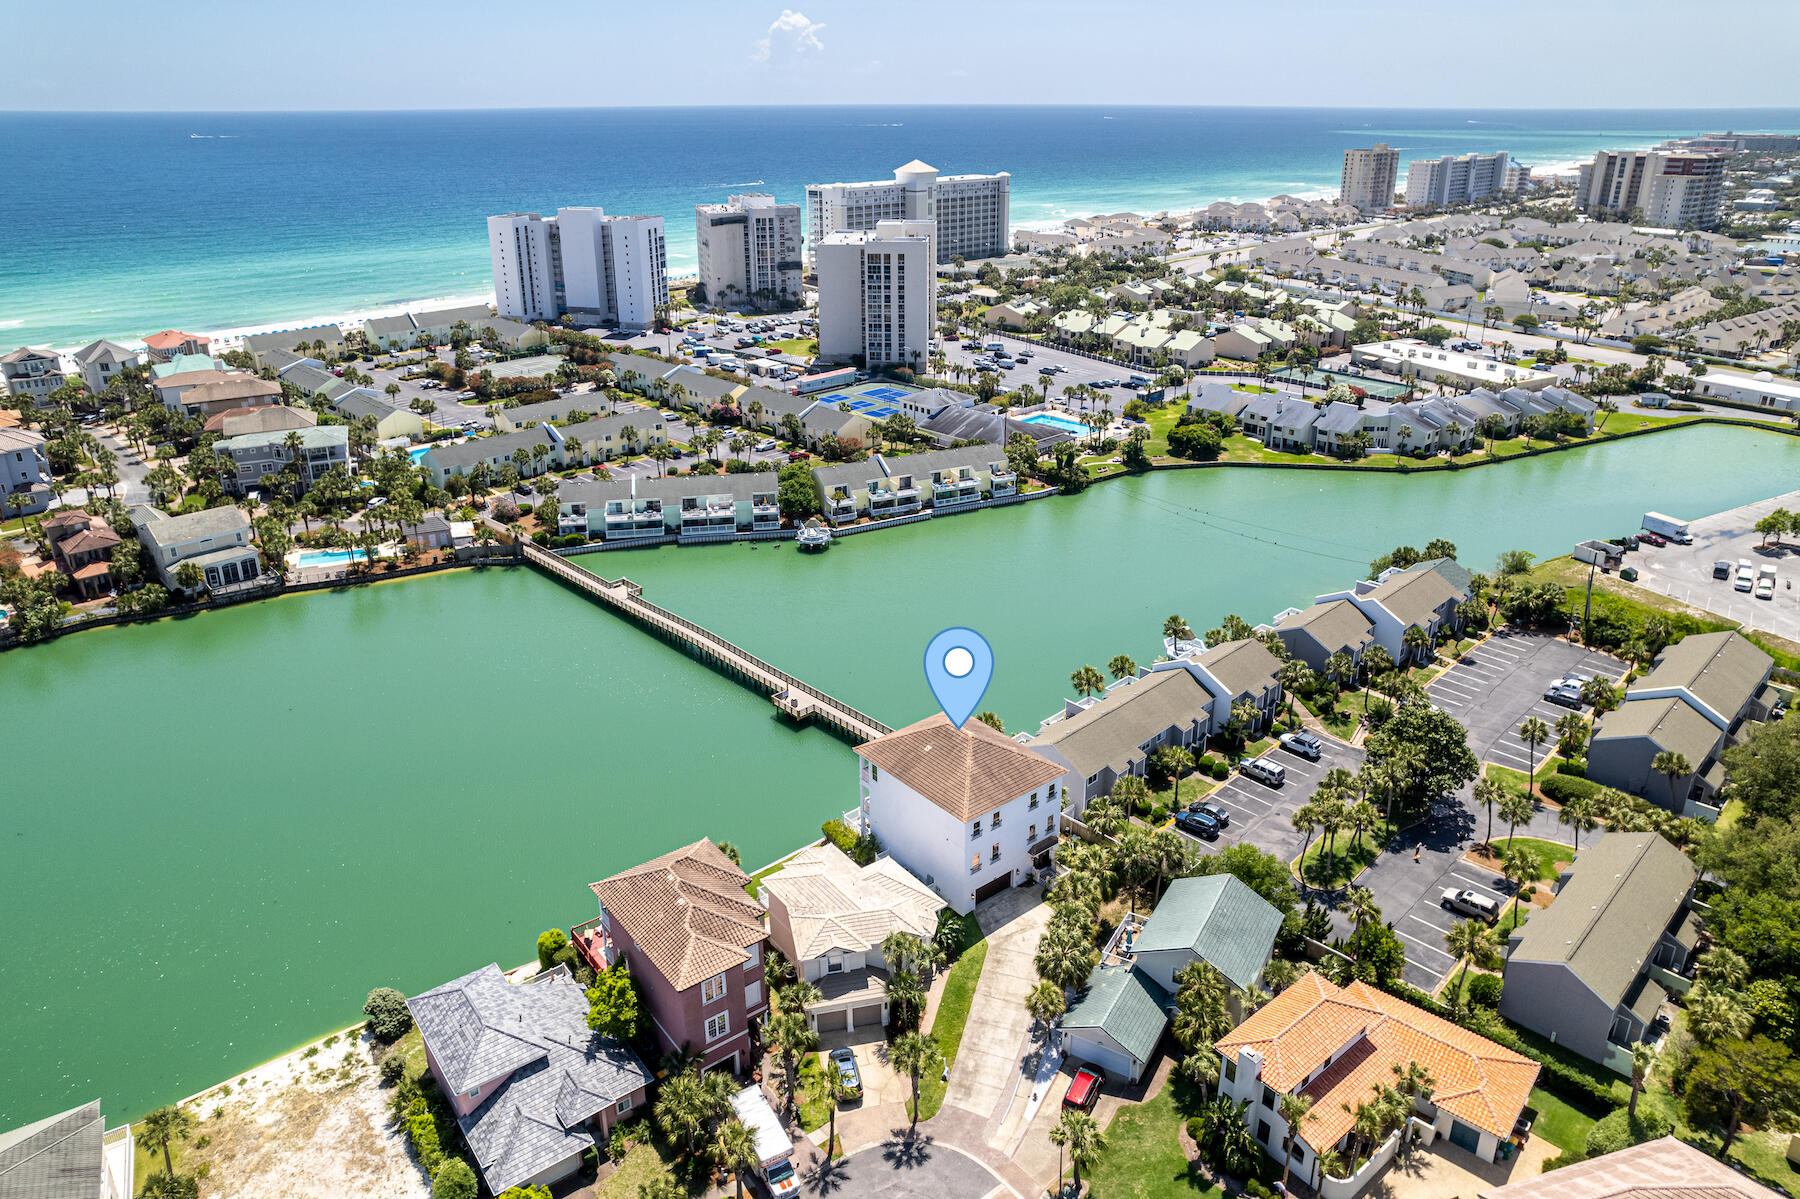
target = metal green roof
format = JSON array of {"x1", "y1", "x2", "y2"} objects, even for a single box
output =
[
  {"x1": 1061, "y1": 965, "x2": 1170, "y2": 1065},
  {"x1": 1134, "y1": 874, "x2": 1283, "y2": 991}
]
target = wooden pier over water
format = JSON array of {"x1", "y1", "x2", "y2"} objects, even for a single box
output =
[{"x1": 524, "y1": 543, "x2": 893, "y2": 744}]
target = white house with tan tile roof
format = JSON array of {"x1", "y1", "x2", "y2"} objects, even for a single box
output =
[
  {"x1": 759, "y1": 843, "x2": 943, "y2": 1034},
  {"x1": 855, "y1": 713, "x2": 1070, "y2": 914},
  {"x1": 1216, "y1": 973, "x2": 1537, "y2": 1192}
]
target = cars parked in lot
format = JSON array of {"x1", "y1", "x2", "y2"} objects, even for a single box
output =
[
  {"x1": 828, "y1": 1047, "x2": 861, "y2": 1099},
  {"x1": 1174, "y1": 809, "x2": 1221, "y2": 840},
  {"x1": 1757, "y1": 577, "x2": 1776, "y2": 600},
  {"x1": 755, "y1": 438, "x2": 777, "y2": 452},
  {"x1": 1736, "y1": 560, "x2": 1756, "y2": 592},
  {"x1": 1279, "y1": 731, "x2": 1323, "y2": 760},
  {"x1": 1064, "y1": 1066, "x2": 1104, "y2": 1110},
  {"x1": 1714, "y1": 560, "x2": 1733, "y2": 579},
  {"x1": 1189, "y1": 800, "x2": 1230, "y2": 828},
  {"x1": 1239, "y1": 758, "x2": 1286, "y2": 787},
  {"x1": 1441, "y1": 888, "x2": 1501, "y2": 922},
  {"x1": 1544, "y1": 681, "x2": 1585, "y2": 708}
]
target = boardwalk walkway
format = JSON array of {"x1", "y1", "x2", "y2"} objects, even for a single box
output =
[{"x1": 523, "y1": 542, "x2": 892, "y2": 743}]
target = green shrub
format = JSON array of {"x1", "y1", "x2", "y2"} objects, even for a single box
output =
[
  {"x1": 432, "y1": 1157, "x2": 478, "y2": 1199},
  {"x1": 379, "y1": 1053, "x2": 407, "y2": 1086},
  {"x1": 531, "y1": 530, "x2": 551, "y2": 546},
  {"x1": 1211, "y1": 760, "x2": 1229, "y2": 780},
  {"x1": 1197, "y1": 755, "x2": 1217, "y2": 773},
  {"x1": 537, "y1": 928, "x2": 569, "y2": 971},
  {"x1": 1468, "y1": 973, "x2": 1504, "y2": 1008},
  {"x1": 1556, "y1": 759, "x2": 1588, "y2": 778},
  {"x1": 821, "y1": 818, "x2": 858, "y2": 855},
  {"x1": 1540, "y1": 774, "x2": 1602, "y2": 804},
  {"x1": 406, "y1": 1097, "x2": 443, "y2": 1173},
  {"x1": 1584, "y1": 1105, "x2": 1673, "y2": 1158},
  {"x1": 557, "y1": 534, "x2": 586, "y2": 548},
  {"x1": 363, "y1": 987, "x2": 413, "y2": 1042},
  {"x1": 1149, "y1": 804, "x2": 1168, "y2": 824}
]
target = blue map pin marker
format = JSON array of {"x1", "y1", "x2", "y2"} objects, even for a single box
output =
[{"x1": 924, "y1": 627, "x2": 994, "y2": 730}]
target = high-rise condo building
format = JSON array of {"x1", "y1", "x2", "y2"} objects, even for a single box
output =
[
  {"x1": 807, "y1": 161, "x2": 1008, "y2": 264},
  {"x1": 487, "y1": 208, "x2": 668, "y2": 329},
  {"x1": 1403, "y1": 151, "x2": 1511, "y2": 208},
  {"x1": 815, "y1": 219, "x2": 936, "y2": 369},
  {"x1": 1340, "y1": 143, "x2": 1400, "y2": 212},
  {"x1": 1577, "y1": 151, "x2": 1729, "y2": 230},
  {"x1": 694, "y1": 193, "x2": 803, "y2": 310}
]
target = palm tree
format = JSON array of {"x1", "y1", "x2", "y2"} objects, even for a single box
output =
[
  {"x1": 763, "y1": 1008, "x2": 815, "y2": 1120},
  {"x1": 1162, "y1": 614, "x2": 1193, "y2": 644},
  {"x1": 1323, "y1": 651, "x2": 1353, "y2": 697},
  {"x1": 1444, "y1": 919, "x2": 1499, "y2": 1012},
  {"x1": 1554, "y1": 711, "x2": 1588, "y2": 760},
  {"x1": 1500, "y1": 841, "x2": 1541, "y2": 900},
  {"x1": 1278, "y1": 1093, "x2": 1315, "y2": 1187},
  {"x1": 715, "y1": 1117, "x2": 759, "y2": 1198},
  {"x1": 1070, "y1": 664, "x2": 1106, "y2": 699},
  {"x1": 1278, "y1": 659, "x2": 1312, "y2": 722},
  {"x1": 1107, "y1": 653, "x2": 1137, "y2": 681},
  {"x1": 1345, "y1": 886, "x2": 1382, "y2": 936},
  {"x1": 1049, "y1": 1108, "x2": 1106, "y2": 1192},
  {"x1": 1627, "y1": 1042, "x2": 1656, "y2": 1120},
  {"x1": 1402, "y1": 623, "x2": 1432, "y2": 665},
  {"x1": 1650, "y1": 750, "x2": 1691, "y2": 812},
  {"x1": 891, "y1": 1030, "x2": 943, "y2": 1129},
  {"x1": 140, "y1": 1104, "x2": 194, "y2": 1177},
  {"x1": 1474, "y1": 774, "x2": 1504, "y2": 849},
  {"x1": 1026, "y1": 979, "x2": 1065, "y2": 1038},
  {"x1": 1290, "y1": 802, "x2": 1322, "y2": 885},
  {"x1": 1558, "y1": 795, "x2": 1599, "y2": 850},
  {"x1": 1517, "y1": 717, "x2": 1550, "y2": 793},
  {"x1": 1498, "y1": 788, "x2": 1536, "y2": 850}
]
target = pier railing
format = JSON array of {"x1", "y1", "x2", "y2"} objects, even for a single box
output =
[{"x1": 522, "y1": 542, "x2": 891, "y2": 742}]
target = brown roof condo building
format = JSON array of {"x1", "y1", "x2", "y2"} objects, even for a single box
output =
[
  {"x1": 573, "y1": 839, "x2": 770, "y2": 1073},
  {"x1": 855, "y1": 713, "x2": 1070, "y2": 913}
]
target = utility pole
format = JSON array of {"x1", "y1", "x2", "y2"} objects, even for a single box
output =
[{"x1": 1581, "y1": 553, "x2": 1598, "y2": 647}]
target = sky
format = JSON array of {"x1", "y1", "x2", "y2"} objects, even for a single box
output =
[{"x1": 8, "y1": 0, "x2": 1800, "y2": 111}]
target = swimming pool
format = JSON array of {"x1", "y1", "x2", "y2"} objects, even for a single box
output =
[
  {"x1": 294, "y1": 549, "x2": 378, "y2": 569},
  {"x1": 1018, "y1": 412, "x2": 1090, "y2": 436},
  {"x1": 407, "y1": 445, "x2": 430, "y2": 463}
]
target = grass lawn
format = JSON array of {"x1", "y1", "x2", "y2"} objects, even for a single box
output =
[
  {"x1": 1526, "y1": 1086, "x2": 1597, "y2": 1156},
  {"x1": 766, "y1": 337, "x2": 817, "y2": 359},
  {"x1": 1295, "y1": 818, "x2": 1398, "y2": 889},
  {"x1": 745, "y1": 856, "x2": 789, "y2": 896},
  {"x1": 596, "y1": 1141, "x2": 687, "y2": 1198},
  {"x1": 1482, "y1": 759, "x2": 1563, "y2": 801},
  {"x1": 1306, "y1": 689, "x2": 1381, "y2": 740},
  {"x1": 1716, "y1": 797, "x2": 1747, "y2": 832},
  {"x1": 1241, "y1": 736, "x2": 1276, "y2": 760},
  {"x1": 795, "y1": 1053, "x2": 831, "y2": 1132},
  {"x1": 1152, "y1": 773, "x2": 1221, "y2": 810},
  {"x1": 913, "y1": 934, "x2": 989, "y2": 1122},
  {"x1": 1085, "y1": 1080, "x2": 1221, "y2": 1199}
]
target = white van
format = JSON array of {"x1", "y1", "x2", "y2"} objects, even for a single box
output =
[{"x1": 985, "y1": 342, "x2": 1005, "y2": 353}]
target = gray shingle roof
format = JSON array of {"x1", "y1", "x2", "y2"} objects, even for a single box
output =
[
  {"x1": 1030, "y1": 670, "x2": 1212, "y2": 780},
  {"x1": 136, "y1": 505, "x2": 251, "y2": 550},
  {"x1": 1635, "y1": 631, "x2": 1771, "y2": 725},
  {"x1": 1195, "y1": 638, "x2": 1282, "y2": 700},
  {"x1": 408, "y1": 964, "x2": 651, "y2": 1195},
  {"x1": 1061, "y1": 964, "x2": 1170, "y2": 1066},
  {"x1": 1135, "y1": 874, "x2": 1283, "y2": 990},
  {"x1": 425, "y1": 426, "x2": 557, "y2": 471},
  {"x1": 280, "y1": 364, "x2": 341, "y2": 397},
  {"x1": 1505, "y1": 833, "x2": 1695, "y2": 1008},
  {"x1": 332, "y1": 390, "x2": 402, "y2": 421},
  {"x1": 1280, "y1": 600, "x2": 1375, "y2": 656},
  {"x1": 921, "y1": 405, "x2": 1068, "y2": 448},
  {"x1": 0, "y1": 1100, "x2": 105, "y2": 1199},
  {"x1": 1313, "y1": 401, "x2": 1366, "y2": 435}
]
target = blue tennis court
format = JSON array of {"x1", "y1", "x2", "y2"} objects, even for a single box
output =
[
  {"x1": 858, "y1": 385, "x2": 911, "y2": 402},
  {"x1": 842, "y1": 398, "x2": 900, "y2": 419}
]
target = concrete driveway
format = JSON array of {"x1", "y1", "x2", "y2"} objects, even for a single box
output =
[
  {"x1": 1426, "y1": 631, "x2": 1624, "y2": 772},
  {"x1": 942, "y1": 887, "x2": 1050, "y2": 1128},
  {"x1": 802, "y1": 1136, "x2": 1010, "y2": 1199},
  {"x1": 812, "y1": 1034, "x2": 911, "y2": 1110}
]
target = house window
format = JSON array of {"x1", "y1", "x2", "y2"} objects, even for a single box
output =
[
  {"x1": 1028, "y1": 824, "x2": 1037, "y2": 842},
  {"x1": 971, "y1": 853, "x2": 981, "y2": 873},
  {"x1": 744, "y1": 980, "x2": 762, "y2": 1008},
  {"x1": 990, "y1": 843, "x2": 1001, "y2": 863},
  {"x1": 870, "y1": 765, "x2": 878, "y2": 781},
  {"x1": 971, "y1": 820, "x2": 982, "y2": 838},
  {"x1": 1029, "y1": 792, "x2": 1039, "y2": 810},
  {"x1": 826, "y1": 955, "x2": 844, "y2": 974},
  {"x1": 469, "y1": 1085, "x2": 481, "y2": 1099},
  {"x1": 616, "y1": 1095, "x2": 634, "y2": 1114},
  {"x1": 991, "y1": 809, "x2": 1002, "y2": 829},
  {"x1": 1223, "y1": 1057, "x2": 1236, "y2": 1084},
  {"x1": 701, "y1": 972, "x2": 729, "y2": 1004},
  {"x1": 1262, "y1": 1085, "x2": 1276, "y2": 1110},
  {"x1": 1257, "y1": 1119, "x2": 1271, "y2": 1146},
  {"x1": 705, "y1": 1013, "x2": 730, "y2": 1043}
]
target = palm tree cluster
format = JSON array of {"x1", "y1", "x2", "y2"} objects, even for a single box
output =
[
  {"x1": 1290, "y1": 768, "x2": 1383, "y2": 888},
  {"x1": 653, "y1": 1064, "x2": 767, "y2": 1193},
  {"x1": 877, "y1": 930, "x2": 944, "y2": 1031},
  {"x1": 759, "y1": 956, "x2": 821, "y2": 1122},
  {"x1": 1169, "y1": 959, "x2": 1240, "y2": 1097}
]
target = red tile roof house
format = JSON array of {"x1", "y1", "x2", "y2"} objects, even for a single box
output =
[
  {"x1": 406, "y1": 963, "x2": 651, "y2": 1195},
  {"x1": 41, "y1": 509, "x2": 121, "y2": 599},
  {"x1": 572, "y1": 839, "x2": 771, "y2": 1074},
  {"x1": 1214, "y1": 973, "x2": 1538, "y2": 1196},
  {"x1": 140, "y1": 330, "x2": 211, "y2": 363}
]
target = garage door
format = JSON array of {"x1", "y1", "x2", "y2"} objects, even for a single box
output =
[
  {"x1": 975, "y1": 872, "x2": 1013, "y2": 904},
  {"x1": 851, "y1": 1003, "x2": 884, "y2": 1029},
  {"x1": 1064, "y1": 1034, "x2": 1136, "y2": 1083},
  {"x1": 815, "y1": 1008, "x2": 848, "y2": 1033},
  {"x1": 1449, "y1": 1118, "x2": 1481, "y2": 1154}
]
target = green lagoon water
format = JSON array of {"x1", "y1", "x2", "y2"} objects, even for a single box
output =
[{"x1": 4, "y1": 423, "x2": 1798, "y2": 1126}]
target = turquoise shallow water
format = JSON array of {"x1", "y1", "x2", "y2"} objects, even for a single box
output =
[{"x1": 5, "y1": 105, "x2": 1797, "y2": 348}]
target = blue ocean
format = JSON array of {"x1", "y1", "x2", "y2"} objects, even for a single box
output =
[{"x1": 3, "y1": 106, "x2": 1796, "y2": 350}]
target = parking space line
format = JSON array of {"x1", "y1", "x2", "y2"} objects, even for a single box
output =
[{"x1": 1395, "y1": 928, "x2": 1456, "y2": 962}]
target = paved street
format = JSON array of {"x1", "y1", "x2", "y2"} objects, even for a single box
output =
[
  {"x1": 803, "y1": 1138, "x2": 1008, "y2": 1199},
  {"x1": 1426, "y1": 631, "x2": 1625, "y2": 773}
]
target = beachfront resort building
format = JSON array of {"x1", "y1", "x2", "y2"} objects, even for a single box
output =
[
  {"x1": 574, "y1": 839, "x2": 771, "y2": 1074},
  {"x1": 242, "y1": 325, "x2": 346, "y2": 365},
  {"x1": 71, "y1": 339, "x2": 142, "y2": 394},
  {"x1": 140, "y1": 330, "x2": 211, "y2": 363},
  {"x1": 1, "y1": 348, "x2": 65, "y2": 404},
  {"x1": 854, "y1": 713, "x2": 1071, "y2": 914},
  {"x1": 1404, "y1": 151, "x2": 1512, "y2": 208},
  {"x1": 1341, "y1": 142, "x2": 1399, "y2": 212},
  {"x1": 1577, "y1": 150, "x2": 1729, "y2": 230},
  {"x1": 488, "y1": 208, "x2": 669, "y2": 329},
  {"x1": 0, "y1": 427, "x2": 53, "y2": 516},
  {"x1": 695, "y1": 193, "x2": 803, "y2": 310},
  {"x1": 133, "y1": 505, "x2": 262, "y2": 592},
  {"x1": 815, "y1": 219, "x2": 936, "y2": 369},
  {"x1": 807, "y1": 161, "x2": 1009, "y2": 263},
  {"x1": 407, "y1": 963, "x2": 651, "y2": 1195}
]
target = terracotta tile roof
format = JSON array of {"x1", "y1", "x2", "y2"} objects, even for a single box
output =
[
  {"x1": 1479, "y1": 1135, "x2": 1772, "y2": 1199},
  {"x1": 57, "y1": 528, "x2": 119, "y2": 556},
  {"x1": 590, "y1": 839, "x2": 766, "y2": 992},
  {"x1": 1218, "y1": 975, "x2": 1536, "y2": 1152},
  {"x1": 143, "y1": 330, "x2": 208, "y2": 350},
  {"x1": 855, "y1": 712, "x2": 1068, "y2": 821},
  {"x1": 71, "y1": 561, "x2": 113, "y2": 579}
]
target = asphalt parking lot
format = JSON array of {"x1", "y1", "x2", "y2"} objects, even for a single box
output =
[
  {"x1": 1628, "y1": 489, "x2": 1800, "y2": 644},
  {"x1": 1174, "y1": 735, "x2": 1365, "y2": 863},
  {"x1": 1426, "y1": 631, "x2": 1625, "y2": 772},
  {"x1": 1385, "y1": 838, "x2": 1511, "y2": 991},
  {"x1": 939, "y1": 334, "x2": 1167, "y2": 412}
]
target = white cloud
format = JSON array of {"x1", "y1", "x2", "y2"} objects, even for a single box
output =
[{"x1": 752, "y1": 10, "x2": 826, "y2": 62}]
